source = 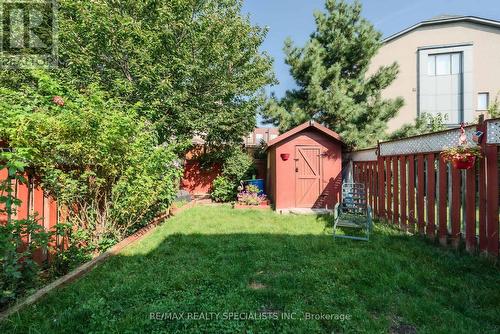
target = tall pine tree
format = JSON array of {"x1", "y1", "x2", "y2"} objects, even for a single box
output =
[{"x1": 262, "y1": 0, "x2": 403, "y2": 148}]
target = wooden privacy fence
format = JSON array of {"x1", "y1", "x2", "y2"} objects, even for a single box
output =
[
  {"x1": 349, "y1": 118, "x2": 500, "y2": 257},
  {"x1": 0, "y1": 168, "x2": 64, "y2": 263}
]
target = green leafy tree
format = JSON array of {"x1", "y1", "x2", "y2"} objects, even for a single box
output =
[
  {"x1": 262, "y1": 0, "x2": 403, "y2": 148},
  {"x1": 52, "y1": 0, "x2": 275, "y2": 145}
]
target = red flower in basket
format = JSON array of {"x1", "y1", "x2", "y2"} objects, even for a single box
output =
[
  {"x1": 52, "y1": 96, "x2": 65, "y2": 106},
  {"x1": 441, "y1": 146, "x2": 481, "y2": 170}
]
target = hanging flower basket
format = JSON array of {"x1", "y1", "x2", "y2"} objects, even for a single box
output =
[
  {"x1": 441, "y1": 146, "x2": 481, "y2": 170},
  {"x1": 441, "y1": 123, "x2": 482, "y2": 170},
  {"x1": 451, "y1": 156, "x2": 476, "y2": 169}
]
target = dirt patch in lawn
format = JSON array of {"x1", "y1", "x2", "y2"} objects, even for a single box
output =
[{"x1": 248, "y1": 281, "x2": 266, "y2": 290}]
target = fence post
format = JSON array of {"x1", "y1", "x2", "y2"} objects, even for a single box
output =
[
  {"x1": 372, "y1": 161, "x2": 378, "y2": 216},
  {"x1": 368, "y1": 162, "x2": 374, "y2": 211},
  {"x1": 485, "y1": 144, "x2": 499, "y2": 257},
  {"x1": 477, "y1": 117, "x2": 488, "y2": 252},
  {"x1": 377, "y1": 141, "x2": 385, "y2": 220},
  {"x1": 386, "y1": 157, "x2": 392, "y2": 223}
]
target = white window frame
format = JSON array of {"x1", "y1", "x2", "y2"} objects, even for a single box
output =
[
  {"x1": 477, "y1": 92, "x2": 489, "y2": 111},
  {"x1": 427, "y1": 52, "x2": 461, "y2": 76}
]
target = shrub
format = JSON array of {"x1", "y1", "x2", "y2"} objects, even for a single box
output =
[
  {"x1": 210, "y1": 148, "x2": 257, "y2": 202},
  {"x1": 222, "y1": 148, "x2": 256, "y2": 182},
  {"x1": 49, "y1": 223, "x2": 93, "y2": 277},
  {"x1": 211, "y1": 176, "x2": 236, "y2": 202},
  {"x1": 0, "y1": 71, "x2": 183, "y2": 275}
]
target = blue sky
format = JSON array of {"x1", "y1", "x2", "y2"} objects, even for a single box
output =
[{"x1": 242, "y1": 0, "x2": 500, "y2": 99}]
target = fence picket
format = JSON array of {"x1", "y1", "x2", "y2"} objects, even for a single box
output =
[
  {"x1": 417, "y1": 154, "x2": 425, "y2": 235},
  {"x1": 426, "y1": 154, "x2": 436, "y2": 238},
  {"x1": 393, "y1": 157, "x2": 399, "y2": 226},
  {"x1": 451, "y1": 168, "x2": 461, "y2": 249},
  {"x1": 368, "y1": 162, "x2": 374, "y2": 210},
  {"x1": 408, "y1": 155, "x2": 416, "y2": 233},
  {"x1": 386, "y1": 158, "x2": 392, "y2": 223},
  {"x1": 465, "y1": 163, "x2": 476, "y2": 252},
  {"x1": 32, "y1": 183, "x2": 46, "y2": 263},
  {"x1": 378, "y1": 156, "x2": 385, "y2": 219},
  {"x1": 400, "y1": 156, "x2": 407, "y2": 231},
  {"x1": 438, "y1": 156, "x2": 448, "y2": 246}
]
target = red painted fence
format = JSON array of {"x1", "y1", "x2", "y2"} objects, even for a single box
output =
[
  {"x1": 0, "y1": 170, "x2": 63, "y2": 263},
  {"x1": 350, "y1": 118, "x2": 500, "y2": 257}
]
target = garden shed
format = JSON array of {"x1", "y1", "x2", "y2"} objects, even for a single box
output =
[{"x1": 266, "y1": 121, "x2": 344, "y2": 211}]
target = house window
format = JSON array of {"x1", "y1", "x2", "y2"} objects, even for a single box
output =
[
  {"x1": 427, "y1": 56, "x2": 435, "y2": 75},
  {"x1": 269, "y1": 134, "x2": 277, "y2": 140},
  {"x1": 246, "y1": 134, "x2": 253, "y2": 145},
  {"x1": 477, "y1": 93, "x2": 489, "y2": 110},
  {"x1": 428, "y1": 53, "x2": 461, "y2": 76}
]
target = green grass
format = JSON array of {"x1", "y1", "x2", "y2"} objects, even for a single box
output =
[{"x1": 1, "y1": 206, "x2": 499, "y2": 333}]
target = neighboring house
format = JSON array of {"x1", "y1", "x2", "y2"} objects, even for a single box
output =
[
  {"x1": 244, "y1": 127, "x2": 280, "y2": 147},
  {"x1": 369, "y1": 15, "x2": 500, "y2": 132}
]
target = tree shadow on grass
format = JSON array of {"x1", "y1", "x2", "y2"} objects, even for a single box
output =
[{"x1": 1, "y1": 230, "x2": 500, "y2": 333}]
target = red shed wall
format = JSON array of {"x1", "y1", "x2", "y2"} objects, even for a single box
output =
[{"x1": 272, "y1": 129, "x2": 342, "y2": 210}]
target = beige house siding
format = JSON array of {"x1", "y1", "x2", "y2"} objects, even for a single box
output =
[{"x1": 369, "y1": 21, "x2": 500, "y2": 132}]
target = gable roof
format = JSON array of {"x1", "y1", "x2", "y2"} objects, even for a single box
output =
[
  {"x1": 266, "y1": 120, "x2": 343, "y2": 149},
  {"x1": 384, "y1": 15, "x2": 500, "y2": 43}
]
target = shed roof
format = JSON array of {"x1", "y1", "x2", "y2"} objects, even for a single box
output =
[{"x1": 266, "y1": 120, "x2": 343, "y2": 149}]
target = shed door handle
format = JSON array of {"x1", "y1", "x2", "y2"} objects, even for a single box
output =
[{"x1": 295, "y1": 167, "x2": 299, "y2": 172}]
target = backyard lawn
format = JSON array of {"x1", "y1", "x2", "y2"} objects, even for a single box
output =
[{"x1": 1, "y1": 205, "x2": 499, "y2": 333}]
